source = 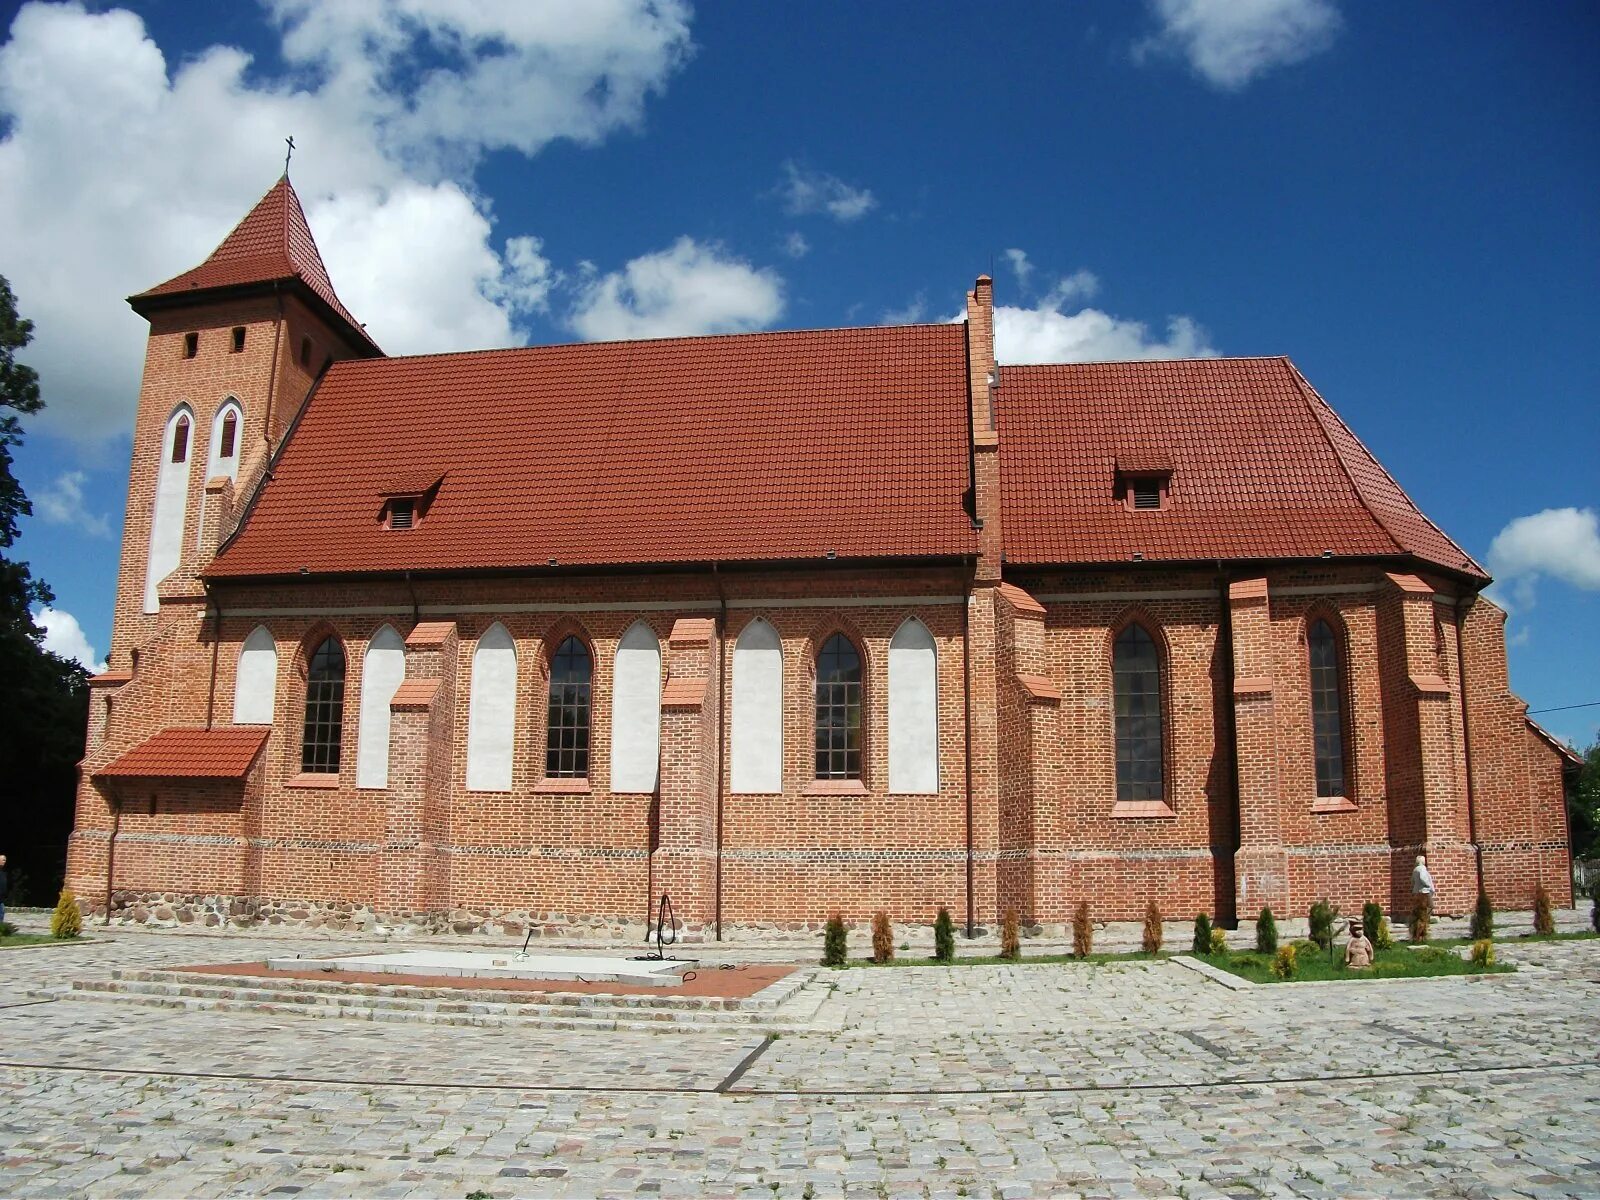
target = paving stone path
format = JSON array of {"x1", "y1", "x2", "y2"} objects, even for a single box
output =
[{"x1": 2, "y1": 918, "x2": 1598, "y2": 1197}]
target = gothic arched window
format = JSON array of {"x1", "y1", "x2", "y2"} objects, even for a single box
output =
[
  {"x1": 815, "y1": 633, "x2": 863, "y2": 781},
  {"x1": 301, "y1": 636, "x2": 346, "y2": 774},
  {"x1": 1309, "y1": 619, "x2": 1347, "y2": 798},
  {"x1": 545, "y1": 635, "x2": 592, "y2": 779},
  {"x1": 1113, "y1": 623, "x2": 1164, "y2": 802}
]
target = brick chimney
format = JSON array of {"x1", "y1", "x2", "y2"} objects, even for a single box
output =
[{"x1": 965, "y1": 275, "x2": 1003, "y2": 581}]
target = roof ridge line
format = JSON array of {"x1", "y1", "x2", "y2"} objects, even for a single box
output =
[
  {"x1": 358, "y1": 321, "x2": 963, "y2": 365},
  {"x1": 1285, "y1": 360, "x2": 1485, "y2": 576},
  {"x1": 1001, "y1": 354, "x2": 1290, "y2": 369}
]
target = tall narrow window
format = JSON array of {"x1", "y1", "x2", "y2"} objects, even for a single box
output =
[
  {"x1": 545, "y1": 635, "x2": 591, "y2": 779},
  {"x1": 208, "y1": 401, "x2": 243, "y2": 482},
  {"x1": 815, "y1": 634, "x2": 863, "y2": 780},
  {"x1": 301, "y1": 636, "x2": 346, "y2": 774},
  {"x1": 182, "y1": 332, "x2": 198, "y2": 359},
  {"x1": 231, "y1": 326, "x2": 246, "y2": 353},
  {"x1": 1309, "y1": 619, "x2": 1347, "y2": 798},
  {"x1": 1113, "y1": 623, "x2": 1164, "y2": 802},
  {"x1": 171, "y1": 416, "x2": 190, "y2": 463}
]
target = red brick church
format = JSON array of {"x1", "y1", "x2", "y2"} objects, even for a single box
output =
[{"x1": 65, "y1": 177, "x2": 1575, "y2": 936}]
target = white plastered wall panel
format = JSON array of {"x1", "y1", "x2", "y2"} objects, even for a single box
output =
[
  {"x1": 466, "y1": 623, "x2": 518, "y2": 792},
  {"x1": 609, "y1": 621, "x2": 662, "y2": 793},
  {"x1": 731, "y1": 618, "x2": 783, "y2": 793},
  {"x1": 232, "y1": 625, "x2": 278, "y2": 724},
  {"x1": 888, "y1": 617, "x2": 939, "y2": 793},
  {"x1": 355, "y1": 625, "x2": 406, "y2": 790},
  {"x1": 143, "y1": 406, "x2": 193, "y2": 612}
]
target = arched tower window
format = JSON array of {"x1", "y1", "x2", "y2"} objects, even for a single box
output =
[
  {"x1": 233, "y1": 626, "x2": 277, "y2": 725},
  {"x1": 1309, "y1": 618, "x2": 1348, "y2": 798},
  {"x1": 545, "y1": 635, "x2": 592, "y2": 779},
  {"x1": 301, "y1": 636, "x2": 347, "y2": 774},
  {"x1": 888, "y1": 618, "x2": 938, "y2": 793},
  {"x1": 355, "y1": 626, "x2": 405, "y2": 789},
  {"x1": 466, "y1": 623, "x2": 518, "y2": 792},
  {"x1": 1113, "y1": 623, "x2": 1164, "y2": 802},
  {"x1": 144, "y1": 406, "x2": 194, "y2": 613},
  {"x1": 815, "y1": 633, "x2": 863, "y2": 781},
  {"x1": 209, "y1": 400, "x2": 243, "y2": 481},
  {"x1": 610, "y1": 622, "x2": 662, "y2": 793},
  {"x1": 731, "y1": 619, "x2": 783, "y2": 793}
]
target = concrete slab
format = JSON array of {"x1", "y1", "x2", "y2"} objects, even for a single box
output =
[{"x1": 264, "y1": 949, "x2": 696, "y2": 986}]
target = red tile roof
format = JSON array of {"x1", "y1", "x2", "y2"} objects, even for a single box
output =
[
  {"x1": 998, "y1": 357, "x2": 1484, "y2": 579},
  {"x1": 130, "y1": 177, "x2": 379, "y2": 354},
  {"x1": 208, "y1": 324, "x2": 977, "y2": 578},
  {"x1": 95, "y1": 728, "x2": 270, "y2": 780}
]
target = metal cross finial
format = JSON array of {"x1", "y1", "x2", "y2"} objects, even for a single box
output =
[{"x1": 284, "y1": 135, "x2": 296, "y2": 175}]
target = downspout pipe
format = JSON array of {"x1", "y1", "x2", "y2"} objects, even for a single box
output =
[
  {"x1": 1219, "y1": 562, "x2": 1242, "y2": 921},
  {"x1": 202, "y1": 580, "x2": 223, "y2": 729},
  {"x1": 104, "y1": 789, "x2": 122, "y2": 926},
  {"x1": 962, "y1": 555, "x2": 976, "y2": 938},
  {"x1": 712, "y1": 562, "x2": 728, "y2": 941},
  {"x1": 1452, "y1": 593, "x2": 1485, "y2": 898}
]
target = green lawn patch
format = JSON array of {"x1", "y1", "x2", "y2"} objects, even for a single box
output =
[
  {"x1": 0, "y1": 932, "x2": 69, "y2": 948},
  {"x1": 1429, "y1": 930, "x2": 1598, "y2": 948},
  {"x1": 830, "y1": 950, "x2": 1170, "y2": 968},
  {"x1": 1203, "y1": 940, "x2": 1512, "y2": 984}
]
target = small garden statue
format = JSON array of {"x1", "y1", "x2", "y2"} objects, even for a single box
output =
[{"x1": 1343, "y1": 918, "x2": 1374, "y2": 970}]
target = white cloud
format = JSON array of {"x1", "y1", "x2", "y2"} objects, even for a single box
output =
[
  {"x1": 780, "y1": 231, "x2": 810, "y2": 259},
  {"x1": 33, "y1": 605, "x2": 106, "y2": 672},
  {"x1": 569, "y1": 238, "x2": 784, "y2": 341},
  {"x1": 882, "y1": 294, "x2": 928, "y2": 326},
  {"x1": 0, "y1": 0, "x2": 693, "y2": 441},
  {"x1": 1136, "y1": 0, "x2": 1341, "y2": 91},
  {"x1": 776, "y1": 161, "x2": 876, "y2": 222},
  {"x1": 1002, "y1": 248, "x2": 1034, "y2": 288},
  {"x1": 32, "y1": 470, "x2": 112, "y2": 538},
  {"x1": 982, "y1": 251, "x2": 1215, "y2": 363},
  {"x1": 1487, "y1": 507, "x2": 1600, "y2": 611}
]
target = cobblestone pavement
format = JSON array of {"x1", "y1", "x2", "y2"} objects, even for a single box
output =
[{"x1": 2, "y1": 921, "x2": 1599, "y2": 1197}]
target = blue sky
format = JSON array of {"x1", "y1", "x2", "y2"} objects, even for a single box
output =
[{"x1": 2, "y1": 0, "x2": 1597, "y2": 747}]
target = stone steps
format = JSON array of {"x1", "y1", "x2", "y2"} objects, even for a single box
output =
[{"x1": 63, "y1": 969, "x2": 825, "y2": 1034}]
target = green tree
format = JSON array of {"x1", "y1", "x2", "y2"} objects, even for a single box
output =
[
  {"x1": 0, "y1": 276, "x2": 89, "y2": 903},
  {"x1": 1569, "y1": 740, "x2": 1600, "y2": 861}
]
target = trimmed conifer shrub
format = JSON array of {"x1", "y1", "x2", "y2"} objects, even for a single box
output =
[
  {"x1": 823, "y1": 912, "x2": 848, "y2": 967},
  {"x1": 1308, "y1": 898, "x2": 1337, "y2": 951},
  {"x1": 1192, "y1": 912, "x2": 1212, "y2": 956},
  {"x1": 1362, "y1": 901, "x2": 1384, "y2": 941},
  {"x1": 1470, "y1": 938, "x2": 1495, "y2": 968},
  {"x1": 1533, "y1": 883, "x2": 1554, "y2": 936},
  {"x1": 1374, "y1": 915, "x2": 1394, "y2": 950},
  {"x1": 1470, "y1": 890, "x2": 1494, "y2": 940},
  {"x1": 51, "y1": 889, "x2": 82, "y2": 939},
  {"x1": 934, "y1": 906, "x2": 955, "y2": 963},
  {"x1": 1142, "y1": 900, "x2": 1163, "y2": 955},
  {"x1": 1410, "y1": 894, "x2": 1431, "y2": 943},
  {"x1": 1000, "y1": 906, "x2": 1021, "y2": 960},
  {"x1": 1255, "y1": 906, "x2": 1278, "y2": 954},
  {"x1": 871, "y1": 910, "x2": 894, "y2": 964},
  {"x1": 1209, "y1": 926, "x2": 1228, "y2": 956},
  {"x1": 1272, "y1": 943, "x2": 1298, "y2": 980},
  {"x1": 1072, "y1": 900, "x2": 1093, "y2": 958}
]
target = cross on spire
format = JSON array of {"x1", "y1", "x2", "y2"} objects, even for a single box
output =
[{"x1": 283, "y1": 135, "x2": 296, "y2": 176}]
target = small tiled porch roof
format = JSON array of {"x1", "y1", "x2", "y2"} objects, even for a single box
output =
[{"x1": 95, "y1": 728, "x2": 270, "y2": 780}]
